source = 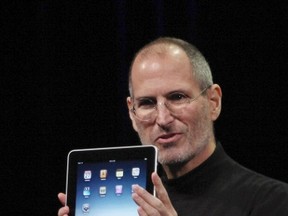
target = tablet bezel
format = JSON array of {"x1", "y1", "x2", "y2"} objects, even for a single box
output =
[{"x1": 65, "y1": 145, "x2": 158, "y2": 215}]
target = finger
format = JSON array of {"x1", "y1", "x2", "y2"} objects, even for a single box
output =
[
  {"x1": 132, "y1": 188, "x2": 157, "y2": 216},
  {"x1": 152, "y1": 172, "x2": 177, "y2": 215},
  {"x1": 58, "y1": 193, "x2": 67, "y2": 206},
  {"x1": 57, "y1": 206, "x2": 69, "y2": 216},
  {"x1": 137, "y1": 206, "x2": 148, "y2": 216},
  {"x1": 152, "y1": 172, "x2": 169, "y2": 203}
]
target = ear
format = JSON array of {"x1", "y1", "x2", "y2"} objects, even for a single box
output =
[
  {"x1": 207, "y1": 84, "x2": 222, "y2": 121},
  {"x1": 127, "y1": 96, "x2": 139, "y2": 132}
]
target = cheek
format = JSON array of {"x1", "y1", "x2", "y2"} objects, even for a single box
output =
[
  {"x1": 134, "y1": 121, "x2": 153, "y2": 144},
  {"x1": 181, "y1": 106, "x2": 202, "y2": 123},
  {"x1": 182, "y1": 103, "x2": 210, "y2": 129}
]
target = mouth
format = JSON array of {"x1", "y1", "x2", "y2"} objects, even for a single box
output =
[{"x1": 155, "y1": 133, "x2": 182, "y2": 144}]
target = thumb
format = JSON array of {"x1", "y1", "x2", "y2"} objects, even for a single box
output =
[
  {"x1": 152, "y1": 172, "x2": 178, "y2": 216},
  {"x1": 58, "y1": 192, "x2": 67, "y2": 206}
]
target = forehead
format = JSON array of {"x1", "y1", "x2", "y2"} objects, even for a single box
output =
[{"x1": 131, "y1": 45, "x2": 198, "y2": 96}]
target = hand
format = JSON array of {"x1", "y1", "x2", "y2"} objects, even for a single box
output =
[
  {"x1": 57, "y1": 193, "x2": 69, "y2": 216},
  {"x1": 132, "y1": 172, "x2": 178, "y2": 216}
]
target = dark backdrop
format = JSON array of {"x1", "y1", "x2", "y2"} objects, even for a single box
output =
[{"x1": 2, "y1": 1, "x2": 288, "y2": 215}]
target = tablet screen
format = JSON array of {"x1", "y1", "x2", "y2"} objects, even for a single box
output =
[{"x1": 66, "y1": 145, "x2": 157, "y2": 216}]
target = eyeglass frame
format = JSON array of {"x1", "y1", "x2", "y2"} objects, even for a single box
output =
[{"x1": 130, "y1": 85, "x2": 212, "y2": 122}]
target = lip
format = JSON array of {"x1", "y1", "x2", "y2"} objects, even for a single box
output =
[{"x1": 155, "y1": 133, "x2": 182, "y2": 144}]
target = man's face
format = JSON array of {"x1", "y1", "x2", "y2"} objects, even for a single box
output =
[{"x1": 127, "y1": 46, "x2": 215, "y2": 166}]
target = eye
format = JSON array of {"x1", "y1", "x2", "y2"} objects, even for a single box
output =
[
  {"x1": 167, "y1": 93, "x2": 188, "y2": 104},
  {"x1": 136, "y1": 98, "x2": 156, "y2": 109}
]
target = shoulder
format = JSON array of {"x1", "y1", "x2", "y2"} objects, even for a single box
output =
[
  {"x1": 253, "y1": 173, "x2": 288, "y2": 198},
  {"x1": 251, "y1": 177, "x2": 288, "y2": 215},
  {"x1": 231, "y1": 161, "x2": 288, "y2": 192},
  {"x1": 233, "y1": 163, "x2": 288, "y2": 214}
]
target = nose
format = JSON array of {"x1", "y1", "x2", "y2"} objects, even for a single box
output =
[{"x1": 155, "y1": 102, "x2": 174, "y2": 126}]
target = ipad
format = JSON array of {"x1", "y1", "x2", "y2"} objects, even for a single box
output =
[{"x1": 66, "y1": 145, "x2": 158, "y2": 216}]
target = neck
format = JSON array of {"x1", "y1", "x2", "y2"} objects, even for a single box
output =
[{"x1": 162, "y1": 140, "x2": 216, "y2": 179}]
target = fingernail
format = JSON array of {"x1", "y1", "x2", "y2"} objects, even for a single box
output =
[{"x1": 132, "y1": 184, "x2": 138, "y2": 192}]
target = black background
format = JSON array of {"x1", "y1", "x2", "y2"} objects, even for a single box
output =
[{"x1": 2, "y1": 1, "x2": 288, "y2": 215}]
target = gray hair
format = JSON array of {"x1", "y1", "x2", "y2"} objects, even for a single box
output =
[{"x1": 128, "y1": 37, "x2": 213, "y2": 96}]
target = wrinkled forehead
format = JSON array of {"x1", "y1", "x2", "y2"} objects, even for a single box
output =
[
  {"x1": 130, "y1": 45, "x2": 199, "y2": 97},
  {"x1": 131, "y1": 44, "x2": 191, "y2": 77}
]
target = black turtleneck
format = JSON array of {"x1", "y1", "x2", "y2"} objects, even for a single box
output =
[{"x1": 161, "y1": 142, "x2": 288, "y2": 216}]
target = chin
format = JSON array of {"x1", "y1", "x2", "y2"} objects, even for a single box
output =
[{"x1": 158, "y1": 147, "x2": 194, "y2": 166}]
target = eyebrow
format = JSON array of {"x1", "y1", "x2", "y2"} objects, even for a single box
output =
[
  {"x1": 133, "y1": 89, "x2": 189, "y2": 101},
  {"x1": 133, "y1": 96, "x2": 156, "y2": 102}
]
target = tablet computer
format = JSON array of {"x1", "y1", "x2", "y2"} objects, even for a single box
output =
[{"x1": 66, "y1": 145, "x2": 158, "y2": 216}]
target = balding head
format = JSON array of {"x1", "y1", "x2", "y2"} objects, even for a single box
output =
[{"x1": 128, "y1": 37, "x2": 213, "y2": 96}]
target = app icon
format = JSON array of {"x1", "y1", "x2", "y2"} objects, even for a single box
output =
[
  {"x1": 115, "y1": 185, "x2": 123, "y2": 195},
  {"x1": 100, "y1": 169, "x2": 107, "y2": 179},
  {"x1": 83, "y1": 187, "x2": 91, "y2": 197},
  {"x1": 99, "y1": 186, "x2": 107, "y2": 195},
  {"x1": 82, "y1": 203, "x2": 90, "y2": 213},
  {"x1": 116, "y1": 168, "x2": 124, "y2": 178},
  {"x1": 132, "y1": 167, "x2": 140, "y2": 177},
  {"x1": 84, "y1": 170, "x2": 92, "y2": 181}
]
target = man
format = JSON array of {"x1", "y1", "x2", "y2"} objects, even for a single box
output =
[{"x1": 58, "y1": 37, "x2": 288, "y2": 216}]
